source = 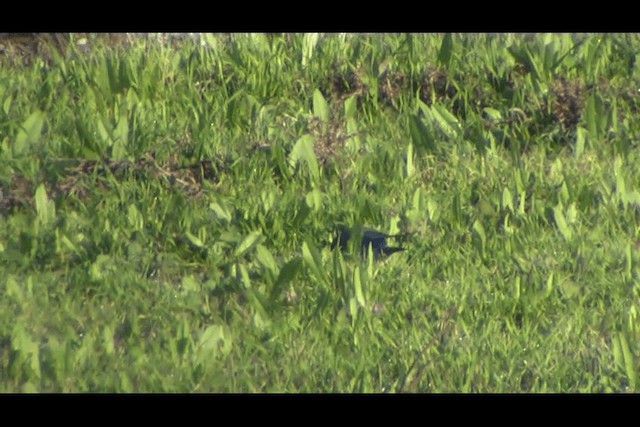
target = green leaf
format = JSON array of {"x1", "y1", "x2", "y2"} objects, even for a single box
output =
[
  {"x1": 234, "y1": 230, "x2": 263, "y2": 258},
  {"x1": 14, "y1": 110, "x2": 45, "y2": 156},
  {"x1": 35, "y1": 183, "x2": 55, "y2": 227},
  {"x1": 619, "y1": 332, "x2": 637, "y2": 390},
  {"x1": 585, "y1": 94, "x2": 607, "y2": 142},
  {"x1": 96, "y1": 117, "x2": 112, "y2": 146},
  {"x1": 575, "y1": 126, "x2": 586, "y2": 158},
  {"x1": 256, "y1": 244, "x2": 278, "y2": 276},
  {"x1": 354, "y1": 265, "x2": 366, "y2": 308},
  {"x1": 305, "y1": 189, "x2": 323, "y2": 210},
  {"x1": 566, "y1": 203, "x2": 578, "y2": 224},
  {"x1": 438, "y1": 33, "x2": 454, "y2": 68},
  {"x1": 181, "y1": 275, "x2": 201, "y2": 293},
  {"x1": 613, "y1": 333, "x2": 624, "y2": 370},
  {"x1": 103, "y1": 325, "x2": 115, "y2": 356},
  {"x1": 116, "y1": 98, "x2": 129, "y2": 139},
  {"x1": 302, "y1": 33, "x2": 320, "y2": 67},
  {"x1": 482, "y1": 107, "x2": 502, "y2": 121},
  {"x1": 406, "y1": 142, "x2": 415, "y2": 178},
  {"x1": 127, "y1": 204, "x2": 144, "y2": 230},
  {"x1": 272, "y1": 257, "x2": 302, "y2": 300},
  {"x1": 12, "y1": 321, "x2": 41, "y2": 380},
  {"x1": 237, "y1": 263, "x2": 251, "y2": 288},
  {"x1": 288, "y1": 134, "x2": 320, "y2": 181},
  {"x1": 209, "y1": 201, "x2": 232, "y2": 222},
  {"x1": 472, "y1": 219, "x2": 486, "y2": 254},
  {"x1": 409, "y1": 113, "x2": 435, "y2": 152},
  {"x1": 344, "y1": 95, "x2": 357, "y2": 120},
  {"x1": 502, "y1": 187, "x2": 514, "y2": 212},
  {"x1": 313, "y1": 88, "x2": 330, "y2": 122},
  {"x1": 302, "y1": 240, "x2": 327, "y2": 284},
  {"x1": 185, "y1": 231, "x2": 205, "y2": 248},
  {"x1": 3, "y1": 93, "x2": 13, "y2": 115},
  {"x1": 196, "y1": 325, "x2": 233, "y2": 361},
  {"x1": 6, "y1": 275, "x2": 24, "y2": 303},
  {"x1": 431, "y1": 104, "x2": 461, "y2": 139},
  {"x1": 545, "y1": 272, "x2": 554, "y2": 297},
  {"x1": 553, "y1": 205, "x2": 573, "y2": 241}
]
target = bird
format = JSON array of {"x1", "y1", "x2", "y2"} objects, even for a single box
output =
[{"x1": 331, "y1": 225, "x2": 406, "y2": 260}]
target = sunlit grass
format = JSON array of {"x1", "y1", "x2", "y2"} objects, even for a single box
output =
[{"x1": 1, "y1": 33, "x2": 639, "y2": 392}]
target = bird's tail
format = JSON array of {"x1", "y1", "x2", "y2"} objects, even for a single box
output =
[{"x1": 382, "y1": 246, "x2": 406, "y2": 256}]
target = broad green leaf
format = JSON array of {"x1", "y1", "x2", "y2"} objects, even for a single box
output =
[
  {"x1": 313, "y1": 88, "x2": 330, "y2": 122},
  {"x1": 127, "y1": 204, "x2": 144, "y2": 230},
  {"x1": 624, "y1": 190, "x2": 640, "y2": 208},
  {"x1": 406, "y1": 142, "x2": 415, "y2": 178},
  {"x1": 302, "y1": 240, "x2": 327, "y2": 284},
  {"x1": 234, "y1": 230, "x2": 263, "y2": 258},
  {"x1": 112, "y1": 106, "x2": 129, "y2": 159},
  {"x1": 575, "y1": 126, "x2": 586, "y2": 157},
  {"x1": 438, "y1": 33, "x2": 454, "y2": 68},
  {"x1": 625, "y1": 243, "x2": 633, "y2": 280},
  {"x1": 553, "y1": 206, "x2": 573, "y2": 241},
  {"x1": 271, "y1": 142, "x2": 292, "y2": 181},
  {"x1": 354, "y1": 266, "x2": 366, "y2": 308},
  {"x1": 288, "y1": 134, "x2": 320, "y2": 181},
  {"x1": 513, "y1": 276, "x2": 521, "y2": 300},
  {"x1": 256, "y1": 244, "x2": 278, "y2": 276},
  {"x1": 502, "y1": 187, "x2": 514, "y2": 212},
  {"x1": 472, "y1": 219, "x2": 486, "y2": 254},
  {"x1": 185, "y1": 231, "x2": 204, "y2": 248},
  {"x1": 209, "y1": 201, "x2": 232, "y2": 222},
  {"x1": 613, "y1": 333, "x2": 624, "y2": 370},
  {"x1": 181, "y1": 275, "x2": 200, "y2": 293},
  {"x1": 366, "y1": 243, "x2": 374, "y2": 277},
  {"x1": 614, "y1": 156, "x2": 626, "y2": 202},
  {"x1": 585, "y1": 94, "x2": 597, "y2": 140},
  {"x1": 237, "y1": 263, "x2": 251, "y2": 288},
  {"x1": 14, "y1": 110, "x2": 45, "y2": 156},
  {"x1": 426, "y1": 194, "x2": 439, "y2": 222},
  {"x1": 349, "y1": 297, "x2": 358, "y2": 323},
  {"x1": 344, "y1": 95, "x2": 357, "y2": 120},
  {"x1": 545, "y1": 272, "x2": 554, "y2": 297},
  {"x1": 302, "y1": 33, "x2": 320, "y2": 67},
  {"x1": 345, "y1": 117, "x2": 360, "y2": 149},
  {"x1": 12, "y1": 322, "x2": 41, "y2": 380},
  {"x1": 246, "y1": 287, "x2": 270, "y2": 323},
  {"x1": 103, "y1": 325, "x2": 115, "y2": 355},
  {"x1": 6, "y1": 275, "x2": 24, "y2": 302},
  {"x1": 482, "y1": 107, "x2": 502, "y2": 121},
  {"x1": 3, "y1": 93, "x2": 12, "y2": 115},
  {"x1": 35, "y1": 183, "x2": 55, "y2": 227},
  {"x1": 585, "y1": 94, "x2": 607, "y2": 142},
  {"x1": 619, "y1": 332, "x2": 637, "y2": 390},
  {"x1": 273, "y1": 257, "x2": 302, "y2": 297},
  {"x1": 90, "y1": 254, "x2": 112, "y2": 281},
  {"x1": 96, "y1": 117, "x2": 112, "y2": 146},
  {"x1": 305, "y1": 189, "x2": 323, "y2": 210},
  {"x1": 431, "y1": 104, "x2": 461, "y2": 139},
  {"x1": 566, "y1": 203, "x2": 578, "y2": 224},
  {"x1": 196, "y1": 325, "x2": 232, "y2": 360},
  {"x1": 409, "y1": 114, "x2": 435, "y2": 152}
]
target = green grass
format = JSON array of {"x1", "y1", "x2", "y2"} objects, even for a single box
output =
[{"x1": 1, "y1": 33, "x2": 640, "y2": 392}]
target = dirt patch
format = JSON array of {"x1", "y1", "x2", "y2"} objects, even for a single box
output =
[{"x1": 549, "y1": 76, "x2": 585, "y2": 129}]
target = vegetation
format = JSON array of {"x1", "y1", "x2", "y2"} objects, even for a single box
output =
[{"x1": 1, "y1": 33, "x2": 640, "y2": 392}]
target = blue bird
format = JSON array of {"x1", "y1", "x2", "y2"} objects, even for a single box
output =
[{"x1": 331, "y1": 225, "x2": 406, "y2": 260}]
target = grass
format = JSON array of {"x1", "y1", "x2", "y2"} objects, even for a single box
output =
[{"x1": 1, "y1": 33, "x2": 640, "y2": 392}]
